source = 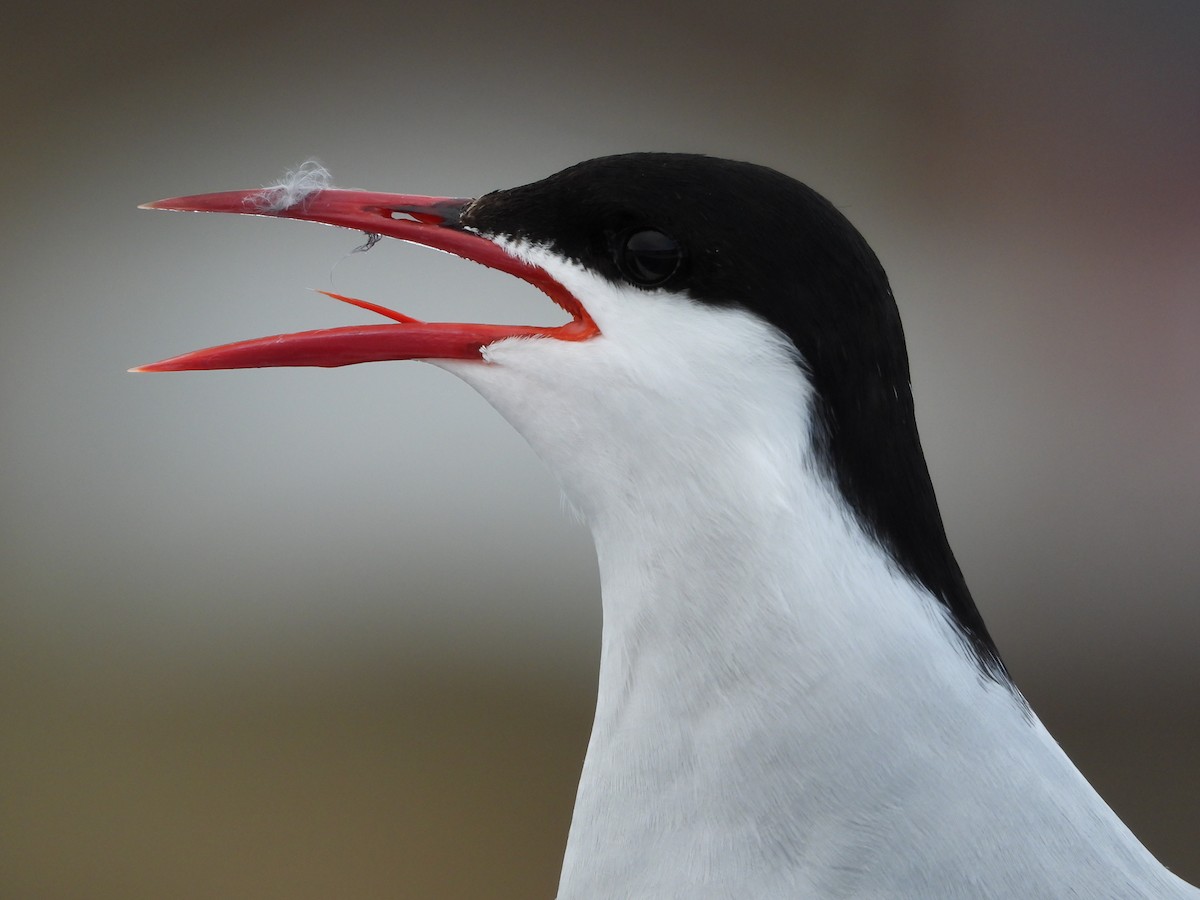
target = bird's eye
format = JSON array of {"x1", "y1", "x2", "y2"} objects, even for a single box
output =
[{"x1": 615, "y1": 228, "x2": 683, "y2": 287}]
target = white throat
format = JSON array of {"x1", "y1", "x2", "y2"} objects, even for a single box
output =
[{"x1": 439, "y1": 248, "x2": 1193, "y2": 898}]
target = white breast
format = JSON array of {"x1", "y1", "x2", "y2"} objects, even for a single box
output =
[{"x1": 438, "y1": 245, "x2": 1197, "y2": 898}]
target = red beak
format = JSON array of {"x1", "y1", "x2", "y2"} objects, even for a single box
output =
[{"x1": 132, "y1": 187, "x2": 598, "y2": 372}]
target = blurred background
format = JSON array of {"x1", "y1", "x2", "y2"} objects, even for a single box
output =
[{"x1": 3, "y1": 1, "x2": 1197, "y2": 896}]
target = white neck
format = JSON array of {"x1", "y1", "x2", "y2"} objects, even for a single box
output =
[
  {"x1": 439, "y1": 252, "x2": 1195, "y2": 898},
  {"x1": 562, "y1": 465, "x2": 1183, "y2": 897}
]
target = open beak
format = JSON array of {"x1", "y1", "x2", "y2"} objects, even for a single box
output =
[{"x1": 133, "y1": 187, "x2": 598, "y2": 372}]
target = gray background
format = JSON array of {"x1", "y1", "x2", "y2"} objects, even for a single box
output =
[{"x1": 3, "y1": 1, "x2": 1197, "y2": 896}]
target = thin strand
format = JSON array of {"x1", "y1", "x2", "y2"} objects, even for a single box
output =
[{"x1": 250, "y1": 160, "x2": 333, "y2": 212}]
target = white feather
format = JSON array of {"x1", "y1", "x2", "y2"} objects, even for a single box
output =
[
  {"x1": 250, "y1": 159, "x2": 332, "y2": 212},
  {"x1": 439, "y1": 244, "x2": 1197, "y2": 898}
]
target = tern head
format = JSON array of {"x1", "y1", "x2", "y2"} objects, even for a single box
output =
[{"x1": 138, "y1": 152, "x2": 1003, "y2": 676}]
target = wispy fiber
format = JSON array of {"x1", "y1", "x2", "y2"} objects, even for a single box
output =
[{"x1": 249, "y1": 160, "x2": 333, "y2": 212}]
